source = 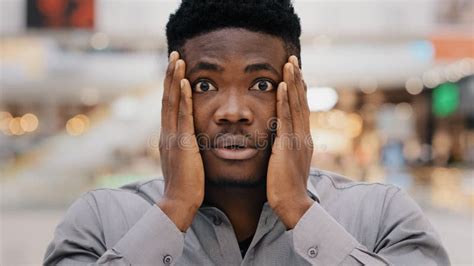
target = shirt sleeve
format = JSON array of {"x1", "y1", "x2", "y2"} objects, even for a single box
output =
[
  {"x1": 43, "y1": 193, "x2": 185, "y2": 265},
  {"x1": 287, "y1": 188, "x2": 450, "y2": 265}
]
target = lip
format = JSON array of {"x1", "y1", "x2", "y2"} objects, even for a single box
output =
[
  {"x1": 214, "y1": 134, "x2": 251, "y2": 149},
  {"x1": 211, "y1": 147, "x2": 258, "y2": 160}
]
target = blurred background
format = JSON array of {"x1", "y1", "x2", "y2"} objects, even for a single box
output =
[{"x1": 0, "y1": 0, "x2": 473, "y2": 265}]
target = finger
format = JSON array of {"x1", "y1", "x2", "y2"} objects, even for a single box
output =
[
  {"x1": 302, "y1": 80, "x2": 309, "y2": 126},
  {"x1": 162, "y1": 51, "x2": 179, "y2": 131},
  {"x1": 177, "y1": 79, "x2": 195, "y2": 135},
  {"x1": 276, "y1": 82, "x2": 293, "y2": 137},
  {"x1": 164, "y1": 51, "x2": 179, "y2": 91},
  {"x1": 168, "y1": 59, "x2": 186, "y2": 133},
  {"x1": 289, "y1": 56, "x2": 308, "y2": 113},
  {"x1": 289, "y1": 55, "x2": 310, "y2": 134},
  {"x1": 283, "y1": 62, "x2": 304, "y2": 135},
  {"x1": 163, "y1": 51, "x2": 179, "y2": 104}
]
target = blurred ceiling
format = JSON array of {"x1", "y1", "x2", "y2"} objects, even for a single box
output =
[{"x1": 0, "y1": 0, "x2": 472, "y2": 103}]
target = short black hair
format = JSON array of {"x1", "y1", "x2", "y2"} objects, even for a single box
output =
[{"x1": 166, "y1": 0, "x2": 302, "y2": 63}]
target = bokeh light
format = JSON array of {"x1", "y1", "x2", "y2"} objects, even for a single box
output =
[
  {"x1": 359, "y1": 77, "x2": 378, "y2": 94},
  {"x1": 20, "y1": 113, "x2": 39, "y2": 132},
  {"x1": 306, "y1": 87, "x2": 339, "y2": 112},
  {"x1": 9, "y1": 117, "x2": 25, "y2": 136},
  {"x1": 66, "y1": 114, "x2": 90, "y2": 136},
  {"x1": 405, "y1": 77, "x2": 424, "y2": 95},
  {"x1": 0, "y1": 111, "x2": 13, "y2": 135}
]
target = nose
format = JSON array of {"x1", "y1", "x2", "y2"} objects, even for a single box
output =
[{"x1": 213, "y1": 93, "x2": 253, "y2": 125}]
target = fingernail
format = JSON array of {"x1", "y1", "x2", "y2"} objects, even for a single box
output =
[
  {"x1": 288, "y1": 64, "x2": 294, "y2": 75},
  {"x1": 180, "y1": 79, "x2": 186, "y2": 89},
  {"x1": 169, "y1": 51, "x2": 178, "y2": 62},
  {"x1": 291, "y1": 56, "x2": 299, "y2": 68},
  {"x1": 281, "y1": 82, "x2": 287, "y2": 92}
]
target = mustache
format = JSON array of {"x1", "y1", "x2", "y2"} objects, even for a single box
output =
[{"x1": 199, "y1": 117, "x2": 279, "y2": 150}]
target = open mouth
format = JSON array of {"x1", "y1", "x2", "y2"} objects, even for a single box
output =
[
  {"x1": 212, "y1": 145, "x2": 258, "y2": 160},
  {"x1": 211, "y1": 134, "x2": 258, "y2": 160},
  {"x1": 224, "y1": 145, "x2": 245, "y2": 150}
]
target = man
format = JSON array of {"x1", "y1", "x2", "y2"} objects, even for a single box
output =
[{"x1": 44, "y1": 1, "x2": 450, "y2": 265}]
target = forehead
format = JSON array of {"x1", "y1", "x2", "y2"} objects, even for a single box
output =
[{"x1": 182, "y1": 28, "x2": 287, "y2": 65}]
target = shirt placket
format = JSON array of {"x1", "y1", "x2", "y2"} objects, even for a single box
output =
[
  {"x1": 200, "y1": 207, "x2": 243, "y2": 265},
  {"x1": 241, "y1": 203, "x2": 280, "y2": 265}
]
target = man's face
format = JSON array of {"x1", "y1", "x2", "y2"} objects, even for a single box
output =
[{"x1": 181, "y1": 28, "x2": 287, "y2": 187}]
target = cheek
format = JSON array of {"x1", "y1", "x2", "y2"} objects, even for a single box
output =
[
  {"x1": 192, "y1": 95, "x2": 212, "y2": 133},
  {"x1": 250, "y1": 94, "x2": 277, "y2": 129}
]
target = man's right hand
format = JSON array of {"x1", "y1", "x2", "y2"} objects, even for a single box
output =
[{"x1": 157, "y1": 51, "x2": 205, "y2": 232}]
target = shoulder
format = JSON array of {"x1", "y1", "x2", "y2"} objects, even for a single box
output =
[
  {"x1": 77, "y1": 178, "x2": 166, "y2": 217},
  {"x1": 64, "y1": 178, "x2": 166, "y2": 243},
  {"x1": 307, "y1": 169, "x2": 418, "y2": 249},
  {"x1": 308, "y1": 168, "x2": 401, "y2": 205},
  {"x1": 307, "y1": 169, "x2": 404, "y2": 233},
  {"x1": 44, "y1": 178, "x2": 166, "y2": 264},
  {"x1": 86, "y1": 177, "x2": 165, "y2": 204}
]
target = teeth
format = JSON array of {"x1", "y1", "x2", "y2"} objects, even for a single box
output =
[{"x1": 225, "y1": 145, "x2": 242, "y2": 149}]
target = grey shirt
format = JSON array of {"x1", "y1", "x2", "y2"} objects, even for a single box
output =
[{"x1": 44, "y1": 169, "x2": 450, "y2": 265}]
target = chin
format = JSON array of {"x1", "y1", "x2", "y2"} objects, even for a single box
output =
[{"x1": 202, "y1": 150, "x2": 270, "y2": 188}]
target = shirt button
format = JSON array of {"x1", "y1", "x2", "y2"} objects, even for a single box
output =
[
  {"x1": 307, "y1": 247, "x2": 319, "y2": 258},
  {"x1": 213, "y1": 215, "x2": 222, "y2": 226},
  {"x1": 163, "y1": 254, "x2": 173, "y2": 265}
]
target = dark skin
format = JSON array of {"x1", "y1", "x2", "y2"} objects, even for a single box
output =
[{"x1": 158, "y1": 28, "x2": 314, "y2": 242}]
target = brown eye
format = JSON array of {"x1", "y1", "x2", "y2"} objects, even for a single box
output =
[
  {"x1": 193, "y1": 80, "x2": 217, "y2": 92},
  {"x1": 250, "y1": 80, "x2": 274, "y2": 92}
]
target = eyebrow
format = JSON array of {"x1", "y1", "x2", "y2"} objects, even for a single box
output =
[
  {"x1": 188, "y1": 61, "x2": 224, "y2": 76},
  {"x1": 244, "y1": 63, "x2": 279, "y2": 76}
]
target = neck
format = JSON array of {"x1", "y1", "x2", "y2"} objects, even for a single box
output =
[{"x1": 204, "y1": 184, "x2": 267, "y2": 242}]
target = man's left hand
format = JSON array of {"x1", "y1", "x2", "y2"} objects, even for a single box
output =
[{"x1": 267, "y1": 55, "x2": 314, "y2": 229}]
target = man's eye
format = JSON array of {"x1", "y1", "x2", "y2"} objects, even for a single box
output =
[
  {"x1": 193, "y1": 80, "x2": 217, "y2": 92},
  {"x1": 250, "y1": 80, "x2": 274, "y2": 92}
]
